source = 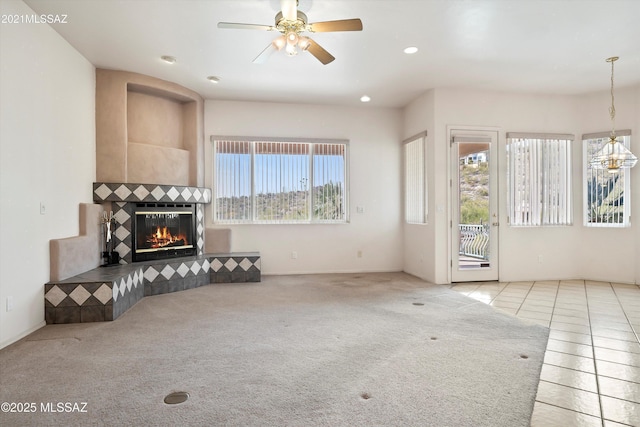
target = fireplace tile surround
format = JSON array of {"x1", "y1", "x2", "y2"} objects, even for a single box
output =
[
  {"x1": 93, "y1": 182, "x2": 211, "y2": 264},
  {"x1": 45, "y1": 182, "x2": 261, "y2": 324}
]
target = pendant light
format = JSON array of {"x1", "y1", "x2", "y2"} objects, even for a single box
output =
[{"x1": 589, "y1": 57, "x2": 637, "y2": 173}]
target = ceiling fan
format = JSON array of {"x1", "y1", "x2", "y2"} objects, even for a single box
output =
[{"x1": 217, "y1": 0, "x2": 363, "y2": 65}]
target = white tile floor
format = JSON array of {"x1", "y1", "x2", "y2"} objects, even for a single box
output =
[{"x1": 450, "y1": 280, "x2": 640, "y2": 427}]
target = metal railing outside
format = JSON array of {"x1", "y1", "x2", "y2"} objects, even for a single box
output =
[{"x1": 459, "y1": 224, "x2": 489, "y2": 260}]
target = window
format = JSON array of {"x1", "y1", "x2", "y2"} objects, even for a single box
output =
[
  {"x1": 213, "y1": 137, "x2": 348, "y2": 224},
  {"x1": 404, "y1": 132, "x2": 427, "y2": 224},
  {"x1": 507, "y1": 133, "x2": 573, "y2": 226},
  {"x1": 583, "y1": 131, "x2": 632, "y2": 227}
]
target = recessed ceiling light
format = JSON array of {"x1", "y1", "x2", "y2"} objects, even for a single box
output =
[
  {"x1": 360, "y1": 95, "x2": 371, "y2": 103},
  {"x1": 403, "y1": 46, "x2": 418, "y2": 54},
  {"x1": 160, "y1": 55, "x2": 176, "y2": 64},
  {"x1": 207, "y1": 76, "x2": 221, "y2": 83}
]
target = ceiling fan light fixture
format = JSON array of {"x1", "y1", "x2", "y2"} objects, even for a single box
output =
[
  {"x1": 218, "y1": 1, "x2": 361, "y2": 65},
  {"x1": 360, "y1": 95, "x2": 371, "y2": 103},
  {"x1": 160, "y1": 55, "x2": 176, "y2": 64},
  {"x1": 285, "y1": 43, "x2": 298, "y2": 56},
  {"x1": 589, "y1": 56, "x2": 638, "y2": 173},
  {"x1": 272, "y1": 35, "x2": 287, "y2": 50},
  {"x1": 207, "y1": 76, "x2": 220, "y2": 83},
  {"x1": 298, "y1": 36, "x2": 310, "y2": 51},
  {"x1": 286, "y1": 31, "x2": 299, "y2": 46},
  {"x1": 404, "y1": 46, "x2": 418, "y2": 54}
]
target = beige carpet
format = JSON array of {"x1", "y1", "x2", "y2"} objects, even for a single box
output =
[{"x1": 0, "y1": 272, "x2": 549, "y2": 426}]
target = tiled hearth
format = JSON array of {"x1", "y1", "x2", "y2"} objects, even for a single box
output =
[{"x1": 45, "y1": 253, "x2": 261, "y2": 324}]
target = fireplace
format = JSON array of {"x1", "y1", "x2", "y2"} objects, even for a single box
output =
[{"x1": 132, "y1": 203, "x2": 196, "y2": 262}]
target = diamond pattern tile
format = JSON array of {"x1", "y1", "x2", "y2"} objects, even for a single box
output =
[
  {"x1": 115, "y1": 242, "x2": 131, "y2": 257},
  {"x1": 161, "y1": 265, "x2": 176, "y2": 280},
  {"x1": 177, "y1": 263, "x2": 190, "y2": 278},
  {"x1": 193, "y1": 188, "x2": 202, "y2": 201},
  {"x1": 151, "y1": 186, "x2": 166, "y2": 200},
  {"x1": 113, "y1": 208, "x2": 130, "y2": 225},
  {"x1": 114, "y1": 225, "x2": 130, "y2": 241},
  {"x1": 45, "y1": 285, "x2": 67, "y2": 307},
  {"x1": 190, "y1": 262, "x2": 202, "y2": 275},
  {"x1": 94, "y1": 283, "x2": 112, "y2": 304},
  {"x1": 69, "y1": 286, "x2": 91, "y2": 306},
  {"x1": 45, "y1": 246, "x2": 260, "y2": 323},
  {"x1": 133, "y1": 185, "x2": 150, "y2": 200},
  {"x1": 239, "y1": 258, "x2": 253, "y2": 271},
  {"x1": 181, "y1": 188, "x2": 192, "y2": 200},
  {"x1": 144, "y1": 267, "x2": 159, "y2": 282},
  {"x1": 166, "y1": 187, "x2": 180, "y2": 201},
  {"x1": 211, "y1": 259, "x2": 223, "y2": 272},
  {"x1": 114, "y1": 184, "x2": 132, "y2": 200},
  {"x1": 225, "y1": 258, "x2": 239, "y2": 271},
  {"x1": 94, "y1": 183, "x2": 112, "y2": 200}
]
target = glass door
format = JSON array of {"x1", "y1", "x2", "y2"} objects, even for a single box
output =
[{"x1": 450, "y1": 130, "x2": 499, "y2": 282}]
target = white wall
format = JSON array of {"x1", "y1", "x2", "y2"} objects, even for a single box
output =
[
  {"x1": 403, "y1": 86, "x2": 639, "y2": 284},
  {"x1": 204, "y1": 100, "x2": 403, "y2": 275},
  {"x1": 0, "y1": 0, "x2": 96, "y2": 348},
  {"x1": 402, "y1": 90, "x2": 438, "y2": 283},
  {"x1": 636, "y1": 85, "x2": 640, "y2": 285},
  {"x1": 576, "y1": 86, "x2": 639, "y2": 284}
]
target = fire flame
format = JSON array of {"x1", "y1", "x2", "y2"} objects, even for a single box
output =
[{"x1": 147, "y1": 226, "x2": 188, "y2": 249}]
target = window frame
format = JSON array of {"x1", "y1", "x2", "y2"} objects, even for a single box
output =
[
  {"x1": 582, "y1": 130, "x2": 632, "y2": 228},
  {"x1": 212, "y1": 136, "x2": 349, "y2": 225},
  {"x1": 506, "y1": 132, "x2": 574, "y2": 227}
]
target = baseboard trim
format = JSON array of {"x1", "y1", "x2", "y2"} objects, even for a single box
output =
[{"x1": 0, "y1": 321, "x2": 46, "y2": 350}]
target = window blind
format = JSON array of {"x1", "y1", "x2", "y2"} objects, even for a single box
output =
[
  {"x1": 507, "y1": 133, "x2": 573, "y2": 226},
  {"x1": 213, "y1": 138, "x2": 347, "y2": 224},
  {"x1": 404, "y1": 132, "x2": 427, "y2": 224}
]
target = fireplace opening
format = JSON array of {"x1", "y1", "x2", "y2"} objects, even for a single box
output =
[{"x1": 132, "y1": 203, "x2": 196, "y2": 262}]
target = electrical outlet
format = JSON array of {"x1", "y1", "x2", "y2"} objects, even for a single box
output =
[
  {"x1": 6, "y1": 296, "x2": 14, "y2": 312},
  {"x1": 291, "y1": 251, "x2": 298, "y2": 259},
  {"x1": 40, "y1": 202, "x2": 46, "y2": 215},
  {"x1": 356, "y1": 206, "x2": 365, "y2": 214}
]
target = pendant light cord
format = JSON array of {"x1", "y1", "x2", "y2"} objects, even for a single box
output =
[{"x1": 610, "y1": 58, "x2": 616, "y2": 137}]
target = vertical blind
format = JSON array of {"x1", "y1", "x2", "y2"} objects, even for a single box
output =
[
  {"x1": 507, "y1": 133, "x2": 573, "y2": 226},
  {"x1": 404, "y1": 133, "x2": 426, "y2": 224},
  {"x1": 213, "y1": 138, "x2": 347, "y2": 223},
  {"x1": 583, "y1": 131, "x2": 632, "y2": 227}
]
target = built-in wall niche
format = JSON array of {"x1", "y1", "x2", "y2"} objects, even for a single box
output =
[{"x1": 126, "y1": 84, "x2": 196, "y2": 186}]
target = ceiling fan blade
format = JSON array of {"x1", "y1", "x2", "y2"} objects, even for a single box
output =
[
  {"x1": 306, "y1": 39, "x2": 335, "y2": 65},
  {"x1": 308, "y1": 19, "x2": 363, "y2": 32},
  {"x1": 217, "y1": 22, "x2": 275, "y2": 31},
  {"x1": 253, "y1": 43, "x2": 278, "y2": 64},
  {"x1": 280, "y1": 0, "x2": 297, "y2": 21}
]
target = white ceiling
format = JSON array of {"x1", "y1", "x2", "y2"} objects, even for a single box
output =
[{"x1": 24, "y1": 0, "x2": 640, "y2": 108}]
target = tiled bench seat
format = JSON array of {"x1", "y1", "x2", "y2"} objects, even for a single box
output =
[{"x1": 44, "y1": 252, "x2": 261, "y2": 324}]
